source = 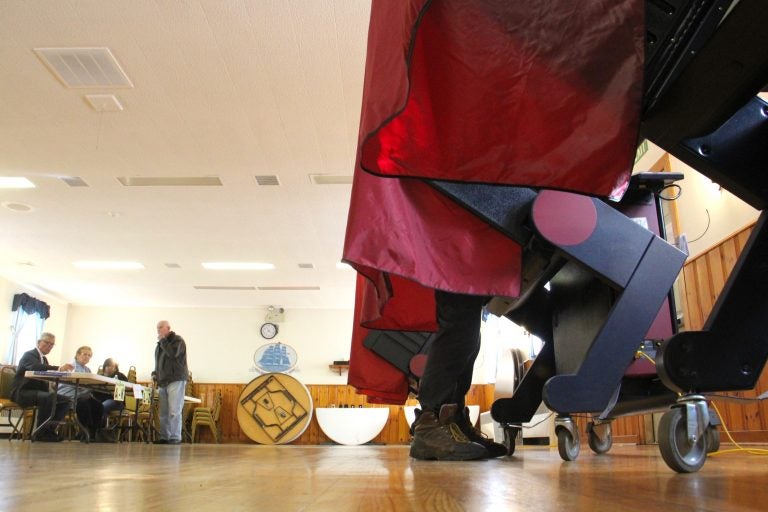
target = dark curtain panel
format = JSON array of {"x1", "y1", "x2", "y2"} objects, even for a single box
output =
[{"x1": 11, "y1": 293, "x2": 50, "y2": 319}]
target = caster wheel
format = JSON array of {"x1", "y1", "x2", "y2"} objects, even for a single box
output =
[
  {"x1": 705, "y1": 425, "x2": 720, "y2": 453},
  {"x1": 658, "y1": 408, "x2": 707, "y2": 473},
  {"x1": 557, "y1": 427, "x2": 580, "y2": 461},
  {"x1": 587, "y1": 422, "x2": 612, "y2": 454}
]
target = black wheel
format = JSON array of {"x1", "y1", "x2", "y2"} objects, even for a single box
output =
[
  {"x1": 658, "y1": 408, "x2": 707, "y2": 473},
  {"x1": 502, "y1": 426, "x2": 519, "y2": 456},
  {"x1": 556, "y1": 427, "x2": 580, "y2": 461},
  {"x1": 705, "y1": 425, "x2": 721, "y2": 453},
  {"x1": 587, "y1": 422, "x2": 613, "y2": 454}
]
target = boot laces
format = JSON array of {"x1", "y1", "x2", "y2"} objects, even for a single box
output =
[{"x1": 448, "y1": 422, "x2": 472, "y2": 443}]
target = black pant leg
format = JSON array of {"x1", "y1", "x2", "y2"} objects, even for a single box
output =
[
  {"x1": 91, "y1": 396, "x2": 106, "y2": 429},
  {"x1": 17, "y1": 389, "x2": 55, "y2": 429},
  {"x1": 54, "y1": 395, "x2": 72, "y2": 423},
  {"x1": 451, "y1": 327, "x2": 482, "y2": 409},
  {"x1": 418, "y1": 290, "x2": 485, "y2": 411},
  {"x1": 75, "y1": 396, "x2": 104, "y2": 432}
]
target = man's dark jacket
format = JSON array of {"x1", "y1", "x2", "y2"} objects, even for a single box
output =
[
  {"x1": 11, "y1": 348, "x2": 60, "y2": 399},
  {"x1": 154, "y1": 331, "x2": 188, "y2": 386}
]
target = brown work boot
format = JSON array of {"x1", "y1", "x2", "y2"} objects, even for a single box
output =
[
  {"x1": 409, "y1": 404, "x2": 487, "y2": 461},
  {"x1": 455, "y1": 406, "x2": 507, "y2": 458}
]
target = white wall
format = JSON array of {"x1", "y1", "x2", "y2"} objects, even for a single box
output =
[
  {"x1": 634, "y1": 142, "x2": 760, "y2": 259},
  {"x1": 669, "y1": 155, "x2": 759, "y2": 258},
  {"x1": 62, "y1": 305, "x2": 354, "y2": 384}
]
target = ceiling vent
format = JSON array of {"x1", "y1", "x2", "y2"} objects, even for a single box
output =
[
  {"x1": 117, "y1": 177, "x2": 223, "y2": 187},
  {"x1": 164, "y1": 263, "x2": 181, "y2": 269},
  {"x1": 34, "y1": 47, "x2": 133, "y2": 88},
  {"x1": 309, "y1": 174, "x2": 353, "y2": 185},
  {"x1": 84, "y1": 94, "x2": 124, "y2": 112},
  {"x1": 194, "y1": 285, "x2": 256, "y2": 291},
  {"x1": 255, "y1": 175, "x2": 280, "y2": 186},
  {"x1": 297, "y1": 263, "x2": 314, "y2": 269},
  {"x1": 257, "y1": 286, "x2": 320, "y2": 291},
  {"x1": 60, "y1": 176, "x2": 90, "y2": 187}
]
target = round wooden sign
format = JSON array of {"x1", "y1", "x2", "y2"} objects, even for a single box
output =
[{"x1": 237, "y1": 373, "x2": 313, "y2": 444}]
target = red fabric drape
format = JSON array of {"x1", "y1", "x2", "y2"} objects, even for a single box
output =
[{"x1": 344, "y1": 0, "x2": 644, "y2": 403}]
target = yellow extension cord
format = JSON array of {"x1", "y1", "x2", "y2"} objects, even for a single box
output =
[{"x1": 634, "y1": 350, "x2": 768, "y2": 457}]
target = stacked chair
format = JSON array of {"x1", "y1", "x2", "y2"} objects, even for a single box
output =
[{"x1": 191, "y1": 389, "x2": 222, "y2": 443}]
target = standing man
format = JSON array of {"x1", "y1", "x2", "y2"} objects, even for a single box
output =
[
  {"x1": 154, "y1": 320, "x2": 188, "y2": 445},
  {"x1": 11, "y1": 332, "x2": 74, "y2": 441}
]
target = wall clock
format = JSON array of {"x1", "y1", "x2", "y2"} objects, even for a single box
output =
[{"x1": 260, "y1": 322, "x2": 278, "y2": 340}]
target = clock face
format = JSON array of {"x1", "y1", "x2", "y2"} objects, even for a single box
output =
[{"x1": 260, "y1": 322, "x2": 278, "y2": 339}]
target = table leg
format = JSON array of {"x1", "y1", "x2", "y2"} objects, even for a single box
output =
[
  {"x1": 71, "y1": 380, "x2": 91, "y2": 442},
  {"x1": 31, "y1": 379, "x2": 60, "y2": 441}
]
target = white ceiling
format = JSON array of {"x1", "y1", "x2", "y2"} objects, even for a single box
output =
[{"x1": 0, "y1": 0, "x2": 372, "y2": 309}]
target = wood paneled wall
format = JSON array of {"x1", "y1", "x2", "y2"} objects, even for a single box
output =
[
  {"x1": 678, "y1": 222, "x2": 768, "y2": 442},
  {"x1": 190, "y1": 382, "x2": 495, "y2": 444}
]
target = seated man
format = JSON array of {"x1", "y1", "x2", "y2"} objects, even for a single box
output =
[
  {"x1": 58, "y1": 346, "x2": 114, "y2": 442},
  {"x1": 10, "y1": 332, "x2": 74, "y2": 442},
  {"x1": 94, "y1": 358, "x2": 128, "y2": 416}
]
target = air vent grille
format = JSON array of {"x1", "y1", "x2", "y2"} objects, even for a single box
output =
[
  {"x1": 298, "y1": 263, "x2": 314, "y2": 269},
  {"x1": 35, "y1": 47, "x2": 133, "y2": 88},
  {"x1": 60, "y1": 176, "x2": 90, "y2": 187},
  {"x1": 84, "y1": 94, "x2": 124, "y2": 112},
  {"x1": 164, "y1": 263, "x2": 181, "y2": 269},
  {"x1": 255, "y1": 175, "x2": 280, "y2": 186},
  {"x1": 309, "y1": 174, "x2": 353, "y2": 185}
]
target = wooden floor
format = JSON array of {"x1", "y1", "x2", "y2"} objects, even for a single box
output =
[{"x1": 1, "y1": 442, "x2": 766, "y2": 511}]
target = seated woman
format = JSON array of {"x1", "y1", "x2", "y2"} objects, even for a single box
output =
[
  {"x1": 95, "y1": 358, "x2": 128, "y2": 416},
  {"x1": 57, "y1": 346, "x2": 114, "y2": 442}
]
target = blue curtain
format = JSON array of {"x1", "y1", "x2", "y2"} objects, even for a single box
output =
[
  {"x1": 5, "y1": 293, "x2": 50, "y2": 364},
  {"x1": 11, "y1": 293, "x2": 50, "y2": 319}
]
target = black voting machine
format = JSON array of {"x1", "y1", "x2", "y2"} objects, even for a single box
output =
[{"x1": 364, "y1": 0, "x2": 768, "y2": 473}]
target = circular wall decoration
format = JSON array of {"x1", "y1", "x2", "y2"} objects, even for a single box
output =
[
  {"x1": 260, "y1": 322, "x2": 278, "y2": 339},
  {"x1": 237, "y1": 372, "x2": 313, "y2": 445},
  {"x1": 253, "y1": 342, "x2": 298, "y2": 374}
]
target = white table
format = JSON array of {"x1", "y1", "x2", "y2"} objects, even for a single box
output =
[
  {"x1": 403, "y1": 404, "x2": 480, "y2": 427},
  {"x1": 25, "y1": 371, "x2": 149, "y2": 442},
  {"x1": 315, "y1": 407, "x2": 389, "y2": 445},
  {"x1": 25, "y1": 371, "x2": 200, "y2": 442}
]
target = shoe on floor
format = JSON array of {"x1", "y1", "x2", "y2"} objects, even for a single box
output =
[
  {"x1": 96, "y1": 429, "x2": 117, "y2": 443},
  {"x1": 153, "y1": 439, "x2": 168, "y2": 445},
  {"x1": 167, "y1": 439, "x2": 182, "y2": 445},
  {"x1": 455, "y1": 406, "x2": 507, "y2": 458},
  {"x1": 35, "y1": 429, "x2": 62, "y2": 443},
  {"x1": 409, "y1": 404, "x2": 486, "y2": 461}
]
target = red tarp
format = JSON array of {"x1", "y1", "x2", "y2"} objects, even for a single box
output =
[{"x1": 343, "y1": 0, "x2": 644, "y2": 403}]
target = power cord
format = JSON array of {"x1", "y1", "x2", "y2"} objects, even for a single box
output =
[
  {"x1": 708, "y1": 402, "x2": 768, "y2": 457},
  {"x1": 657, "y1": 183, "x2": 682, "y2": 201},
  {"x1": 688, "y1": 208, "x2": 711, "y2": 243},
  {"x1": 634, "y1": 350, "x2": 768, "y2": 457}
]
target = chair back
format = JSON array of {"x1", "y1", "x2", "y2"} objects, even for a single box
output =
[
  {"x1": 212, "y1": 390, "x2": 223, "y2": 422},
  {"x1": 0, "y1": 366, "x2": 17, "y2": 400},
  {"x1": 185, "y1": 371, "x2": 194, "y2": 396},
  {"x1": 127, "y1": 366, "x2": 137, "y2": 383}
]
